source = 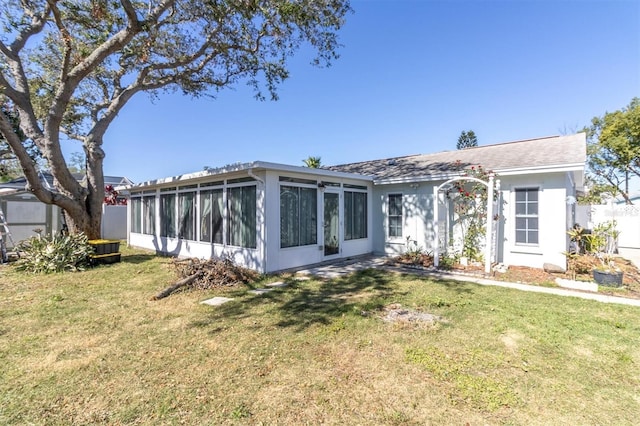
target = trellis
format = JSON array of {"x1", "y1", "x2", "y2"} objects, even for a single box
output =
[{"x1": 433, "y1": 173, "x2": 500, "y2": 274}]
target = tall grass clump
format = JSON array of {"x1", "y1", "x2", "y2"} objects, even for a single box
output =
[{"x1": 16, "y1": 233, "x2": 94, "y2": 273}]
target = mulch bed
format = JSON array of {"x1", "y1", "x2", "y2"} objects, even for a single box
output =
[{"x1": 394, "y1": 253, "x2": 640, "y2": 299}]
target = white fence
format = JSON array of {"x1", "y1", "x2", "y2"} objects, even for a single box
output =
[
  {"x1": 101, "y1": 204, "x2": 127, "y2": 240},
  {"x1": 576, "y1": 204, "x2": 640, "y2": 249}
]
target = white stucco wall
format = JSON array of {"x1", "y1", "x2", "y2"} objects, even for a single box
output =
[
  {"x1": 128, "y1": 166, "x2": 373, "y2": 273},
  {"x1": 264, "y1": 170, "x2": 373, "y2": 272},
  {"x1": 372, "y1": 182, "x2": 437, "y2": 257},
  {"x1": 371, "y1": 171, "x2": 575, "y2": 270},
  {"x1": 499, "y1": 173, "x2": 569, "y2": 269}
]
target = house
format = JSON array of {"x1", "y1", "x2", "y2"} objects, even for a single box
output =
[
  {"x1": 126, "y1": 133, "x2": 586, "y2": 273},
  {"x1": 0, "y1": 173, "x2": 134, "y2": 246}
]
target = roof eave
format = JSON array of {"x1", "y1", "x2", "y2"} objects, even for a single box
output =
[
  {"x1": 493, "y1": 163, "x2": 585, "y2": 176},
  {"x1": 126, "y1": 160, "x2": 374, "y2": 190},
  {"x1": 373, "y1": 163, "x2": 585, "y2": 185}
]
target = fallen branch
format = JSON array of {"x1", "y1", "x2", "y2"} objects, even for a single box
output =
[
  {"x1": 151, "y1": 257, "x2": 259, "y2": 300},
  {"x1": 151, "y1": 273, "x2": 201, "y2": 300}
]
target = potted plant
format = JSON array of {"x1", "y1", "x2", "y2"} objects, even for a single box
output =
[{"x1": 584, "y1": 221, "x2": 623, "y2": 287}]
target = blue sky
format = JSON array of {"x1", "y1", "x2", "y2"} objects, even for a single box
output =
[{"x1": 78, "y1": 0, "x2": 639, "y2": 184}]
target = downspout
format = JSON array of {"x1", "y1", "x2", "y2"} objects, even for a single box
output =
[{"x1": 247, "y1": 168, "x2": 265, "y2": 185}]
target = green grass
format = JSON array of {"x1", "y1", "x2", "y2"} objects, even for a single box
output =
[{"x1": 1, "y1": 246, "x2": 639, "y2": 425}]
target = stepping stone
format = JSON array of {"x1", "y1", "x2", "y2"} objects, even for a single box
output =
[
  {"x1": 248, "y1": 288, "x2": 273, "y2": 295},
  {"x1": 201, "y1": 297, "x2": 234, "y2": 306},
  {"x1": 266, "y1": 281, "x2": 288, "y2": 288},
  {"x1": 295, "y1": 276, "x2": 310, "y2": 281}
]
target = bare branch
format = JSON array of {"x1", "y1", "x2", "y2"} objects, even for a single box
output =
[
  {"x1": 46, "y1": 0, "x2": 74, "y2": 86},
  {"x1": 8, "y1": 3, "x2": 51, "y2": 54}
]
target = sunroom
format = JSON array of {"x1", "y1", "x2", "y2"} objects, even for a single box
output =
[{"x1": 127, "y1": 161, "x2": 374, "y2": 273}]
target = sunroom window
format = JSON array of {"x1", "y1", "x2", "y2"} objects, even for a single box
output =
[
  {"x1": 280, "y1": 185, "x2": 317, "y2": 248},
  {"x1": 178, "y1": 191, "x2": 196, "y2": 240},
  {"x1": 130, "y1": 197, "x2": 142, "y2": 234},
  {"x1": 160, "y1": 193, "x2": 176, "y2": 237},
  {"x1": 142, "y1": 196, "x2": 155, "y2": 235},
  {"x1": 344, "y1": 191, "x2": 367, "y2": 240},
  {"x1": 200, "y1": 188, "x2": 223, "y2": 244},
  {"x1": 227, "y1": 185, "x2": 257, "y2": 248}
]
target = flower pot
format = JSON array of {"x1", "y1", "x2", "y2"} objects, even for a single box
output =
[{"x1": 592, "y1": 269, "x2": 623, "y2": 287}]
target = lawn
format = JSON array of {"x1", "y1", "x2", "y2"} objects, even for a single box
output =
[{"x1": 1, "y1": 246, "x2": 639, "y2": 425}]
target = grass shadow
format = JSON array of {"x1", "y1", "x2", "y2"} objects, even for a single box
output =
[
  {"x1": 121, "y1": 253, "x2": 158, "y2": 264},
  {"x1": 189, "y1": 269, "x2": 397, "y2": 333}
]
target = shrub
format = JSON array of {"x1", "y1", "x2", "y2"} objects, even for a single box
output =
[{"x1": 16, "y1": 233, "x2": 94, "y2": 273}]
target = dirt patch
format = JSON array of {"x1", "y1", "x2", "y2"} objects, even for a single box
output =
[{"x1": 380, "y1": 303, "x2": 445, "y2": 327}]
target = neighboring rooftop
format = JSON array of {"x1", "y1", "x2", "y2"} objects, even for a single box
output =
[
  {"x1": 327, "y1": 133, "x2": 587, "y2": 182},
  {"x1": 0, "y1": 172, "x2": 134, "y2": 192}
]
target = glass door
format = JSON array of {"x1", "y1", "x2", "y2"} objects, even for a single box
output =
[{"x1": 323, "y1": 192, "x2": 340, "y2": 257}]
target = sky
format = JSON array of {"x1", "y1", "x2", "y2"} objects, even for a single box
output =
[{"x1": 68, "y1": 0, "x2": 640, "y2": 184}]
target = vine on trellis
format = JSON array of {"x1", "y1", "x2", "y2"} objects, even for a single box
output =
[{"x1": 444, "y1": 162, "x2": 498, "y2": 262}]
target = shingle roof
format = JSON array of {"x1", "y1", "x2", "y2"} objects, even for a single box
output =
[{"x1": 327, "y1": 133, "x2": 586, "y2": 182}]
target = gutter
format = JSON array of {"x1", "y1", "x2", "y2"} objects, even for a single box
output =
[{"x1": 247, "y1": 168, "x2": 265, "y2": 185}]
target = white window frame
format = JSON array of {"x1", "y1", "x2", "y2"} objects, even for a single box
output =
[
  {"x1": 514, "y1": 187, "x2": 540, "y2": 246},
  {"x1": 387, "y1": 193, "x2": 404, "y2": 239}
]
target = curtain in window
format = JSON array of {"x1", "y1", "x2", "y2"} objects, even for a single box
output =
[
  {"x1": 388, "y1": 194, "x2": 403, "y2": 237},
  {"x1": 280, "y1": 186, "x2": 317, "y2": 248},
  {"x1": 228, "y1": 186, "x2": 256, "y2": 248},
  {"x1": 280, "y1": 186, "x2": 299, "y2": 248},
  {"x1": 143, "y1": 196, "x2": 155, "y2": 235},
  {"x1": 200, "y1": 189, "x2": 223, "y2": 244},
  {"x1": 345, "y1": 191, "x2": 367, "y2": 240},
  {"x1": 160, "y1": 193, "x2": 176, "y2": 237},
  {"x1": 353, "y1": 192, "x2": 366, "y2": 239},
  {"x1": 131, "y1": 198, "x2": 141, "y2": 233},
  {"x1": 178, "y1": 192, "x2": 196, "y2": 240},
  {"x1": 300, "y1": 187, "x2": 317, "y2": 245}
]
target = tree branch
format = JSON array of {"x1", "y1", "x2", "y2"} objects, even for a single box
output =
[{"x1": 0, "y1": 111, "x2": 54, "y2": 202}]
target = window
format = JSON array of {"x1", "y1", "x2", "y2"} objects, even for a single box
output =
[
  {"x1": 160, "y1": 193, "x2": 176, "y2": 237},
  {"x1": 200, "y1": 188, "x2": 223, "y2": 244},
  {"x1": 131, "y1": 197, "x2": 142, "y2": 233},
  {"x1": 178, "y1": 192, "x2": 196, "y2": 240},
  {"x1": 515, "y1": 188, "x2": 539, "y2": 244},
  {"x1": 388, "y1": 194, "x2": 403, "y2": 238},
  {"x1": 143, "y1": 196, "x2": 155, "y2": 235},
  {"x1": 227, "y1": 185, "x2": 257, "y2": 248},
  {"x1": 280, "y1": 185, "x2": 317, "y2": 248},
  {"x1": 344, "y1": 191, "x2": 367, "y2": 240}
]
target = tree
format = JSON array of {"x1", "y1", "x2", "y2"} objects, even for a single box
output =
[
  {"x1": 0, "y1": 0, "x2": 350, "y2": 238},
  {"x1": 457, "y1": 130, "x2": 478, "y2": 150},
  {"x1": 584, "y1": 98, "x2": 640, "y2": 205},
  {"x1": 303, "y1": 156, "x2": 322, "y2": 168}
]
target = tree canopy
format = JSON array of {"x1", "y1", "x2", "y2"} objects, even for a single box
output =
[
  {"x1": 457, "y1": 130, "x2": 478, "y2": 150},
  {"x1": 584, "y1": 98, "x2": 640, "y2": 204},
  {"x1": 0, "y1": 0, "x2": 351, "y2": 237}
]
